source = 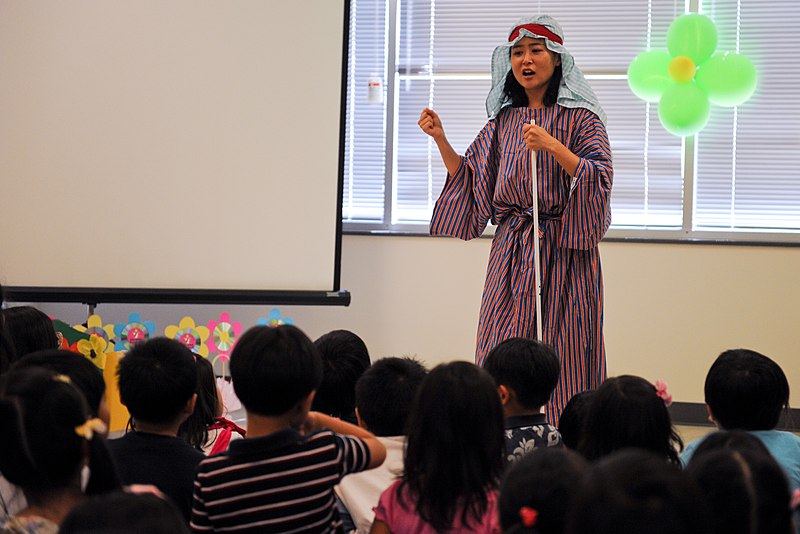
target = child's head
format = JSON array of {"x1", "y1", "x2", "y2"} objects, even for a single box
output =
[
  {"x1": 117, "y1": 337, "x2": 197, "y2": 427},
  {"x1": 312, "y1": 329, "x2": 370, "y2": 420},
  {"x1": 354, "y1": 356, "x2": 427, "y2": 436},
  {"x1": 578, "y1": 375, "x2": 682, "y2": 465},
  {"x1": 704, "y1": 348, "x2": 789, "y2": 430},
  {"x1": 686, "y1": 431, "x2": 791, "y2": 534},
  {"x1": 0, "y1": 284, "x2": 13, "y2": 374},
  {"x1": 179, "y1": 355, "x2": 221, "y2": 450},
  {"x1": 483, "y1": 338, "x2": 560, "y2": 413},
  {"x1": 230, "y1": 325, "x2": 322, "y2": 418},
  {"x1": 499, "y1": 447, "x2": 587, "y2": 534},
  {"x1": 0, "y1": 367, "x2": 119, "y2": 500},
  {"x1": 691, "y1": 428, "x2": 773, "y2": 458},
  {"x1": 402, "y1": 361, "x2": 505, "y2": 532},
  {"x1": 12, "y1": 349, "x2": 109, "y2": 431},
  {"x1": 558, "y1": 390, "x2": 594, "y2": 450},
  {"x1": 565, "y1": 449, "x2": 710, "y2": 534},
  {"x1": 1, "y1": 305, "x2": 58, "y2": 361},
  {"x1": 60, "y1": 491, "x2": 190, "y2": 534}
]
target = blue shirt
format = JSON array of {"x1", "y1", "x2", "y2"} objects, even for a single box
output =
[{"x1": 681, "y1": 429, "x2": 800, "y2": 490}]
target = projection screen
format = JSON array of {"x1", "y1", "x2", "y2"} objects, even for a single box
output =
[{"x1": 0, "y1": 0, "x2": 350, "y2": 305}]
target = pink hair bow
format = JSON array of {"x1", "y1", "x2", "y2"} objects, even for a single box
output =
[{"x1": 654, "y1": 379, "x2": 673, "y2": 407}]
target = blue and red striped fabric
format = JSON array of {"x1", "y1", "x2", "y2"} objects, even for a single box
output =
[{"x1": 430, "y1": 105, "x2": 612, "y2": 424}]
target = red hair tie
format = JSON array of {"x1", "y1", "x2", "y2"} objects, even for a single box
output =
[
  {"x1": 508, "y1": 24, "x2": 563, "y2": 45},
  {"x1": 519, "y1": 506, "x2": 539, "y2": 527}
]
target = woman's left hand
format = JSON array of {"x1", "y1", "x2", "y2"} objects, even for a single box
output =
[{"x1": 522, "y1": 122, "x2": 556, "y2": 153}]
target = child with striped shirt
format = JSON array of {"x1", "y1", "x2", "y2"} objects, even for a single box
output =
[{"x1": 190, "y1": 325, "x2": 386, "y2": 533}]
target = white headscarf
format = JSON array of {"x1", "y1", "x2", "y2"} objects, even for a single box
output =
[{"x1": 486, "y1": 15, "x2": 607, "y2": 124}]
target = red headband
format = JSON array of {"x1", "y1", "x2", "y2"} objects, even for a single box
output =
[{"x1": 508, "y1": 24, "x2": 563, "y2": 45}]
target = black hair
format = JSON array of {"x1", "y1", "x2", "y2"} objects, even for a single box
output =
[
  {"x1": 230, "y1": 325, "x2": 323, "y2": 417},
  {"x1": 686, "y1": 433, "x2": 792, "y2": 534},
  {"x1": 578, "y1": 375, "x2": 683, "y2": 465},
  {"x1": 1, "y1": 305, "x2": 58, "y2": 361},
  {"x1": 178, "y1": 355, "x2": 219, "y2": 450},
  {"x1": 704, "y1": 349, "x2": 789, "y2": 430},
  {"x1": 503, "y1": 64, "x2": 563, "y2": 109},
  {"x1": 565, "y1": 449, "x2": 711, "y2": 534},
  {"x1": 60, "y1": 490, "x2": 190, "y2": 534},
  {"x1": 312, "y1": 329, "x2": 371, "y2": 420},
  {"x1": 400, "y1": 361, "x2": 505, "y2": 532},
  {"x1": 0, "y1": 283, "x2": 13, "y2": 375},
  {"x1": 117, "y1": 337, "x2": 197, "y2": 425},
  {"x1": 483, "y1": 338, "x2": 560, "y2": 409},
  {"x1": 12, "y1": 349, "x2": 106, "y2": 417},
  {"x1": 499, "y1": 447, "x2": 587, "y2": 534},
  {"x1": 558, "y1": 390, "x2": 594, "y2": 450},
  {"x1": 354, "y1": 356, "x2": 427, "y2": 436},
  {"x1": 0, "y1": 367, "x2": 119, "y2": 500},
  {"x1": 691, "y1": 429, "x2": 772, "y2": 458}
]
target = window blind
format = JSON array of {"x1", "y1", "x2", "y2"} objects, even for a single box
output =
[
  {"x1": 695, "y1": 0, "x2": 800, "y2": 232},
  {"x1": 344, "y1": 0, "x2": 800, "y2": 240}
]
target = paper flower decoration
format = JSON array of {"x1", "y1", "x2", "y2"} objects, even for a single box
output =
[
  {"x1": 113, "y1": 312, "x2": 157, "y2": 351},
  {"x1": 627, "y1": 13, "x2": 756, "y2": 136},
  {"x1": 53, "y1": 319, "x2": 90, "y2": 351},
  {"x1": 207, "y1": 312, "x2": 242, "y2": 356},
  {"x1": 73, "y1": 314, "x2": 116, "y2": 353},
  {"x1": 256, "y1": 308, "x2": 294, "y2": 327},
  {"x1": 165, "y1": 316, "x2": 210, "y2": 358},
  {"x1": 76, "y1": 335, "x2": 108, "y2": 369}
]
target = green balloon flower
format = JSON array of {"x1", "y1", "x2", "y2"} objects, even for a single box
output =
[{"x1": 627, "y1": 13, "x2": 757, "y2": 137}]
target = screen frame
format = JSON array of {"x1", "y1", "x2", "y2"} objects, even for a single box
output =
[{"x1": 3, "y1": 0, "x2": 351, "y2": 307}]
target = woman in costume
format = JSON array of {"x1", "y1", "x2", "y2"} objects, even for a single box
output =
[{"x1": 419, "y1": 15, "x2": 612, "y2": 422}]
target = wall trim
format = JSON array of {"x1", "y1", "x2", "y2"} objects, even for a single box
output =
[{"x1": 670, "y1": 402, "x2": 799, "y2": 431}]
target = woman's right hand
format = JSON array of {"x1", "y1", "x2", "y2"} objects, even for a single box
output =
[{"x1": 418, "y1": 108, "x2": 445, "y2": 141}]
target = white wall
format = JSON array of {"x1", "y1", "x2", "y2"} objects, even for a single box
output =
[{"x1": 37, "y1": 234, "x2": 800, "y2": 405}]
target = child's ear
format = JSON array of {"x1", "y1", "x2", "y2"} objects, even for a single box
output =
[
  {"x1": 705, "y1": 404, "x2": 717, "y2": 425},
  {"x1": 297, "y1": 390, "x2": 315, "y2": 416},
  {"x1": 355, "y1": 407, "x2": 368, "y2": 430},
  {"x1": 185, "y1": 393, "x2": 198, "y2": 416},
  {"x1": 498, "y1": 385, "x2": 511, "y2": 406}
]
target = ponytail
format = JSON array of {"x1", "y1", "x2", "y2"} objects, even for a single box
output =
[{"x1": 0, "y1": 368, "x2": 119, "y2": 494}]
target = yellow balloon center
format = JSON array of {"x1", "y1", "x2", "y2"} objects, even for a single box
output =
[{"x1": 669, "y1": 55, "x2": 696, "y2": 83}]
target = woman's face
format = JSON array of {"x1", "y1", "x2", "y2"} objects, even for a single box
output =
[{"x1": 510, "y1": 37, "x2": 561, "y2": 97}]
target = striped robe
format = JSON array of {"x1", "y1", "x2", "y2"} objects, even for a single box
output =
[{"x1": 430, "y1": 105, "x2": 612, "y2": 423}]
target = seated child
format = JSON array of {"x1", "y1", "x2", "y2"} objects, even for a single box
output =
[
  {"x1": 179, "y1": 355, "x2": 245, "y2": 454},
  {"x1": 498, "y1": 448, "x2": 587, "y2": 534},
  {"x1": 1, "y1": 306, "x2": 59, "y2": 363},
  {"x1": 579, "y1": 375, "x2": 683, "y2": 465},
  {"x1": 681, "y1": 348, "x2": 800, "y2": 489},
  {"x1": 483, "y1": 338, "x2": 562, "y2": 463},
  {"x1": 565, "y1": 450, "x2": 710, "y2": 534},
  {"x1": 312, "y1": 329, "x2": 371, "y2": 424},
  {"x1": 0, "y1": 286, "x2": 15, "y2": 374},
  {"x1": 0, "y1": 367, "x2": 119, "y2": 531},
  {"x1": 336, "y1": 356, "x2": 428, "y2": 534},
  {"x1": 190, "y1": 325, "x2": 386, "y2": 533},
  {"x1": 60, "y1": 491, "x2": 190, "y2": 534},
  {"x1": 13, "y1": 349, "x2": 110, "y2": 431},
  {"x1": 685, "y1": 430, "x2": 792, "y2": 534},
  {"x1": 1, "y1": 349, "x2": 112, "y2": 520},
  {"x1": 107, "y1": 337, "x2": 203, "y2": 521},
  {"x1": 371, "y1": 362, "x2": 504, "y2": 534},
  {"x1": 557, "y1": 390, "x2": 595, "y2": 451}
]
